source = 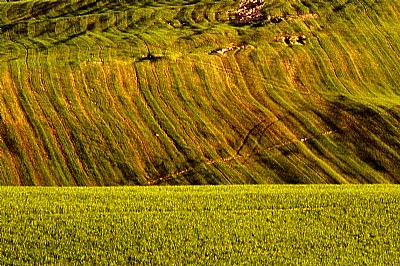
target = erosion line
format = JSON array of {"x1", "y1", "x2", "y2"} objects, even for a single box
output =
[
  {"x1": 236, "y1": 112, "x2": 290, "y2": 155},
  {"x1": 149, "y1": 126, "x2": 346, "y2": 185}
]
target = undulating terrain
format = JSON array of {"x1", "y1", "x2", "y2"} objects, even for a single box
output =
[{"x1": 0, "y1": 0, "x2": 399, "y2": 185}]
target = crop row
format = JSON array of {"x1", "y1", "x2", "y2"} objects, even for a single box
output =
[{"x1": 0, "y1": 0, "x2": 399, "y2": 185}]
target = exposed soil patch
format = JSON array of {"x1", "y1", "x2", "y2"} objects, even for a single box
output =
[
  {"x1": 268, "y1": 13, "x2": 319, "y2": 24},
  {"x1": 233, "y1": 0, "x2": 319, "y2": 25},
  {"x1": 275, "y1": 35, "x2": 307, "y2": 46},
  {"x1": 234, "y1": 0, "x2": 265, "y2": 24},
  {"x1": 210, "y1": 43, "x2": 245, "y2": 55}
]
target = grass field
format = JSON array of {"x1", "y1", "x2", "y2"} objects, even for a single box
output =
[
  {"x1": 0, "y1": 0, "x2": 399, "y2": 185},
  {"x1": 0, "y1": 185, "x2": 399, "y2": 265}
]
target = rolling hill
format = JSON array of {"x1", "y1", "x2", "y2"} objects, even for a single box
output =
[{"x1": 0, "y1": 0, "x2": 399, "y2": 185}]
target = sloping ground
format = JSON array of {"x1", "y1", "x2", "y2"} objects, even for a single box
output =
[{"x1": 0, "y1": 0, "x2": 399, "y2": 185}]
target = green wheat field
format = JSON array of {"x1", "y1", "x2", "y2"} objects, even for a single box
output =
[{"x1": 1, "y1": 185, "x2": 399, "y2": 265}]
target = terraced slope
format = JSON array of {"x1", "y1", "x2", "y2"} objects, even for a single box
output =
[{"x1": 0, "y1": 0, "x2": 399, "y2": 185}]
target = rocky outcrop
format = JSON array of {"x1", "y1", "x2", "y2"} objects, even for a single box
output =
[
  {"x1": 210, "y1": 44, "x2": 245, "y2": 55},
  {"x1": 275, "y1": 35, "x2": 307, "y2": 45},
  {"x1": 268, "y1": 13, "x2": 319, "y2": 24},
  {"x1": 235, "y1": 0, "x2": 265, "y2": 24}
]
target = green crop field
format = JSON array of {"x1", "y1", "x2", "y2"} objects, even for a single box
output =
[
  {"x1": 0, "y1": 185, "x2": 399, "y2": 264},
  {"x1": 0, "y1": 0, "x2": 399, "y2": 185},
  {"x1": 1, "y1": 1, "x2": 399, "y2": 264}
]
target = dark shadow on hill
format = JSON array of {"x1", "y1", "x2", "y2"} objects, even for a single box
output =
[
  {"x1": 138, "y1": 52, "x2": 164, "y2": 62},
  {"x1": 232, "y1": 0, "x2": 266, "y2": 25},
  {"x1": 315, "y1": 96, "x2": 400, "y2": 183},
  {"x1": 0, "y1": 22, "x2": 28, "y2": 35},
  {"x1": 52, "y1": 31, "x2": 87, "y2": 46}
]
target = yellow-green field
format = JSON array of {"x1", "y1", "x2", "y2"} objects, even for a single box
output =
[
  {"x1": 0, "y1": 185, "x2": 399, "y2": 265},
  {"x1": 0, "y1": 0, "x2": 399, "y2": 185}
]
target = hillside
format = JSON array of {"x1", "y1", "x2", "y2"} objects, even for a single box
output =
[{"x1": 0, "y1": 0, "x2": 399, "y2": 185}]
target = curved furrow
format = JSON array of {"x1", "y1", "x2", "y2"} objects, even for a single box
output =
[
  {"x1": 235, "y1": 113, "x2": 291, "y2": 156},
  {"x1": 136, "y1": 61, "x2": 197, "y2": 168},
  {"x1": 135, "y1": 63, "x2": 181, "y2": 136},
  {"x1": 312, "y1": 35, "x2": 367, "y2": 96},
  {"x1": 218, "y1": 56, "x2": 262, "y2": 126},
  {"x1": 356, "y1": 0, "x2": 400, "y2": 60},
  {"x1": 96, "y1": 63, "x2": 153, "y2": 184},
  {"x1": 1, "y1": 0, "x2": 400, "y2": 185},
  {"x1": 107, "y1": 63, "x2": 159, "y2": 184},
  {"x1": 34, "y1": 58, "x2": 79, "y2": 186},
  {"x1": 232, "y1": 49, "x2": 288, "y2": 113},
  {"x1": 42, "y1": 62, "x2": 100, "y2": 185},
  {"x1": 8, "y1": 59, "x2": 64, "y2": 185},
  {"x1": 254, "y1": 46, "x2": 314, "y2": 96},
  {"x1": 154, "y1": 61, "x2": 207, "y2": 156},
  {"x1": 103, "y1": 61, "x2": 184, "y2": 181},
  {"x1": 218, "y1": 53, "x2": 284, "y2": 115},
  {"x1": 189, "y1": 58, "x2": 248, "y2": 155},
  {"x1": 192, "y1": 57, "x2": 250, "y2": 145},
  {"x1": 102, "y1": 61, "x2": 159, "y2": 183},
  {"x1": 145, "y1": 61, "x2": 207, "y2": 165},
  {"x1": 133, "y1": 63, "x2": 185, "y2": 178},
  {"x1": 49, "y1": 83, "x2": 104, "y2": 185},
  {"x1": 210, "y1": 56, "x2": 278, "y2": 152},
  {"x1": 135, "y1": 32, "x2": 167, "y2": 58},
  {"x1": 311, "y1": 34, "x2": 353, "y2": 95},
  {"x1": 171, "y1": 60, "x2": 226, "y2": 160},
  {"x1": 56, "y1": 62, "x2": 127, "y2": 184},
  {"x1": 161, "y1": 61, "x2": 211, "y2": 161},
  {"x1": 59, "y1": 64, "x2": 112, "y2": 184},
  {"x1": 327, "y1": 32, "x2": 366, "y2": 91},
  {"x1": 239, "y1": 131, "x2": 345, "y2": 183},
  {"x1": 76, "y1": 63, "x2": 143, "y2": 184},
  {"x1": 144, "y1": 68, "x2": 198, "y2": 169},
  {"x1": 59, "y1": 63, "x2": 115, "y2": 184},
  {"x1": 0, "y1": 66, "x2": 29, "y2": 185},
  {"x1": 11, "y1": 58, "x2": 50, "y2": 186},
  {"x1": 349, "y1": 31, "x2": 400, "y2": 95}
]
